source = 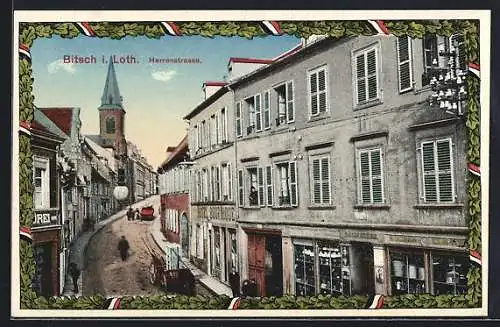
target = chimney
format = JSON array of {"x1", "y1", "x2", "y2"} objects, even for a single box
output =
[
  {"x1": 227, "y1": 57, "x2": 274, "y2": 81},
  {"x1": 202, "y1": 82, "x2": 226, "y2": 100}
]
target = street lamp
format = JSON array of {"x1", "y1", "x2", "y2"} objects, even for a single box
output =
[
  {"x1": 428, "y1": 35, "x2": 468, "y2": 116},
  {"x1": 113, "y1": 154, "x2": 129, "y2": 202}
]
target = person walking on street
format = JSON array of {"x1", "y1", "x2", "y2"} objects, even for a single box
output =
[
  {"x1": 68, "y1": 262, "x2": 81, "y2": 293},
  {"x1": 127, "y1": 207, "x2": 133, "y2": 221},
  {"x1": 118, "y1": 236, "x2": 130, "y2": 261},
  {"x1": 135, "y1": 208, "x2": 140, "y2": 221}
]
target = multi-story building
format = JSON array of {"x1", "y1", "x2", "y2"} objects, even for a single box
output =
[
  {"x1": 184, "y1": 81, "x2": 237, "y2": 290},
  {"x1": 158, "y1": 136, "x2": 192, "y2": 269},
  {"x1": 230, "y1": 34, "x2": 469, "y2": 298},
  {"x1": 127, "y1": 141, "x2": 157, "y2": 203}
]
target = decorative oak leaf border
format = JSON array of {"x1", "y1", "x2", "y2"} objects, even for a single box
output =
[{"x1": 17, "y1": 19, "x2": 481, "y2": 310}]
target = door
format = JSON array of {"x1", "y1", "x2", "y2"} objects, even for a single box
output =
[
  {"x1": 351, "y1": 242, "x2": 375, "y2": 295},
  {"x1": 180, "y1": 214, "x2": 189, "y2": 258},
  {"x1": 247, "y1": 233, "x2": 265, "y2": 296},
  {"x1": 265, "y1": 236, "x2": 283, "y2": 296}
]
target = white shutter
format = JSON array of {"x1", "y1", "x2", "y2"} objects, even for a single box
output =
[
  {"x1": 238, "y1": 169, "x2": 244, "y2": 207},
  {"x1": 289, "y1": 161, "x2": 298, "y2": 206},
  {"x1": 235, "y1": 102, "x2": 242, "y2": 137},
  {"x1": 366, "y1": 49, "x2": 378, "y2": 101},
  {"x1": 263, "y1": 91, "x2": 270, "y2": 129},
  {"x1": 370, "y1": 150, "x2": 383, "y2": 203},
  {"x1": 397, "y1": 36, "x2": 413, "y2": 92},
  {"x1": 355, "y1": 47, "x2": 379, "y2": 103},
  {"x1": 309, "y1": 71, "x2": 319, "y2": 116},
  {"x1": 311, "y1": 158, "x2": 321, "y2": 204},
  {"x1": 228, "y1": 163, "x2": 233, "y2": 201},
  {"x1": 437, "y1": 139, "x2": 453, "y2": 202},
  {"x1": 320, "y1": 157, "x2": 331, "y2": 204},
  {"x1": 355, "y1": 53, "x2": 366, "y2": 104},
  {"x1": 450, "y1": 34, "x2": 466, "y2": 71},
  {"x1": 255, "y1": 94, "x2": 262, "y2": 131},
  {"x1": 359, "y1": 151, "x2": 371, "y2": 203},
  {"x1": 266, "y1": 166, "x2": 273, "y2": 206},
  {"x1": 422, "y1": 142, "x2": 437, "y2": 202},
  {"x1": 286, "y1": 81, "x2": 295, "y2": 122},
  {"x1": 258, "y1": 167, "x2": 264, "y2": 206}
]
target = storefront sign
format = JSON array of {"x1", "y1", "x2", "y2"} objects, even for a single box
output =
[
  {"x1": 33, "y1": 209, "x2": 59, "y2": 228},
  {"x1": 385, "y1": 234, "x2": 465, "y2": 249},
  {"x1": 192, "y1": 205, "x2": 235, "y2": 221},
  {"x1": 340, "y1": 230, "x2": 379, "y2": 242}
]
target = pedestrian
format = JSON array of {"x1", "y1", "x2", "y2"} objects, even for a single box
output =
[
  {"x1": 127, "y1": 207, "x2": 133, "y2": 221},
  {"x1": 68, "y1": 262, "x2": 80, "y2": 293},
  {"x1": 135, "y1": 208, "x2": 140, "y2": 221},
  {"x1": 118, "y1": 235, "x2": 130, "y2": 261}
]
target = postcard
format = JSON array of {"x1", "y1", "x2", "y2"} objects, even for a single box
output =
[{"x1": 11, "y1": 10, "x2": 490, "y2": 318}]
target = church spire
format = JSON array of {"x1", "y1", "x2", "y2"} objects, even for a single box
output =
[{"x1": 100, "y1": 56, "x2": 123, "y2": 108}]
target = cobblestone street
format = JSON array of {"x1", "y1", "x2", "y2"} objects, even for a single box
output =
[{"x1": 82, "y1": 214, "x2": 165, "y2": 297}]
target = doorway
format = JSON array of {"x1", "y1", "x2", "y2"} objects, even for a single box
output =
[
  {"x1": 350, "y1": 242, "x2": 375, "y2": 296},
  {"x1": 180, "y1": 214, "x2": 189, "y2": 258},
  {"x1": 33, "y1": 242, "x2": 53, "y2": 297}
]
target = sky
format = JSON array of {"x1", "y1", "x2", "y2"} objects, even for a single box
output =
[{"x1": 30, "y1": 34, "x2": 300, "y2": 169}]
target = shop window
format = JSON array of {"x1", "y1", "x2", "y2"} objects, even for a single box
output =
[
  {"x1": 431, "y1": 253, "x2": 468, "y2": 295},
  {"x1": 294, "y1": 243, "x2": 316, "y2": 296},
  {"x1": 390, "y1": 250, "x2": 426, "y2": 295},
  {"x1": 317, "y1": 241, "x2": 351, "y2": 296}
]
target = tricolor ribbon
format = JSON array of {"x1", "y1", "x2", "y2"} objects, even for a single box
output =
[
  {"x1": 367, "y1": 20, "x2": 390, "y2": 35},
  {"x1": 104, "y1": 297, "x2": 121, "y2": 310},
  {"x1": 160, "y1": 22, "x2": 182, "y2": 36},
  {"x1": 365, "y1": 294, "x2": 384, "y2": 309},
  {"x1": 20, "y1": 226, "x2": 32, "y2": 242},
  {"x1": 19, "y1": 120, "x2": 31, "y2": 136},
  {"x1": 19, "y1": 44, "x2": 31, "y2": 62},
  {"x1": 75, "y1": 22, "x2": 96, "y2": 37},
  {"x1": 260, "y1": 21, "x2": 283, "y2": 36},
  {"x1": 467, "y1": 163, "x2": 480, "y2": 177},
  {"x1": 228, "y1": 297, "x2": 241, "y2": 310},
  {"x1": 468, "y1": 62, "x2": 480, "y2": 79},
  {"x1": 470, "y1": 250, "x2": 482, "y2": 266}
]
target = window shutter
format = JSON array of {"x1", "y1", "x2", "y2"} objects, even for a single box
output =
[
  {"x1": 228, "y1": 163, "x2": 233, "y2": 200},
  {"x1": 422, "y1": 142, "x2": 437, "y2": 202},
  {"x1": 370, "y1": 150, "x2": 383, "y2": 203},
  {"x1": 437, "y1": 140, "x2": 453, "y2": 202},
  {"x1": 238, "y1": 169, "x2": 244, "y2": 206},
  {"x1": 310, "y1": 72, "x2": 318, "y2": 116},
  {"x1": 266, "y1": 165, "x2": 273, "y2": 206},
  {"x1": 367, "y1": 49, "x2": 378, "y2": 100},
  {"x1": 255, "y1": 94, "x2": 262, "y2": 131},
  {"x1": 263, "y1": 91, "x2": 270, "y2": 129},
  {"x1": 450, "y1": 34, "x2": 466, "y2": 71},
  {"x1": 359, "y1": 151, "x2": 371, "y2": 203},
  {"x1": 286, "y1": 81, "x2": 294, "y2": 122},
  {"x1": 320, "y1": 157, "x2": 331, "y2": 204},
  {"x1": 312, "y1": 159, "x2": 321, "y2": 204},
  {"x1": 217, "y1": 166, "x2": 221, "y2": 201},
  {"x1": 318, "y1": 70, "x2": 327, "y2": 113},
  {"x1": 289, "y1": 161, "x2": 298, "y2": 206},
  {"x1": 356, "y1": 54, "x2": 366, "y2": 104},
  {"x1": 258, "y1": 167, "x2": 265, "y2": 206},
  {"x1": 397, "y1": 36, "x2": 413, "y2": 92},
  {"x1": 236, "y1": 102, "x2": 242, "y2": 137}
]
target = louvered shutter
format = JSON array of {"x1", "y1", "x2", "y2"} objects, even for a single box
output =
[
  {"x1": 238, "y1": 169, "x2": 244, "y2": 206},
  {"x1": 289, "y1": 162, "x2": 298, "y2": 206},
  {"x1": 228, "y1": 163, "x2": 232, "y2": 200},
  {"x1": 258, "y1": 167, "x2": 264, "y2": 206},
  {"x1": 422, "y1": 142, "x2": 437, "y2": 202},
  {"x1": 397, "y1": 36, "x2": 413, "y2": 92},
  {"x1": 437, "y1": 140, "x2": 453, "y2": 202},
  {"x1": 320, "y1": 157, "x2": 331, "y2": 204},
  {"x1": 255, "y1": 94, "x2": 262, "y2": 131},
  {"x1": 356, "y1": 54, "x2": 366, "y2": 104},
  {"x1": 235, "y1": 102, "x2": 242, "y2": 137},
  {"x1": 263, "y1": 91, "x2": 270, "y2": 129},
  {"x1": 370, "y1": 150, "x2": 383, "y2": 203},
  {"x1": 360, "y1": 151, "x2": 371, "y2": 203},
  {"x1": 310, "y1": 72, "x2": 319, "y2": 116},
  {"x1": 367, "y1": 49, "x2": 378, "y2": 100},
  {"x1": 312, "y1": 159, "x2": 321, "y2": 204},
  {"x1": 318, "y1": 69, "x2": 327, "y2": 113},
  {"x1": 266, "y1": 166, "x2": 273, "y2": 206},
  {"x1": 286, "y1": 81, "x2": 294, "y2": 122},
  {"x1": 450, "y1": 34, "x2": 466, "y2": 71}
]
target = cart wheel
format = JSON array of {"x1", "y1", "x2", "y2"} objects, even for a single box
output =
[{"x1": 149, "y1": 262, "x2": 157, "y2": 285}]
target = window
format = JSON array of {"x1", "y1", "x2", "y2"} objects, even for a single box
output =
[
  {"x1": 235, "y1": 102, "x2": 242, "y2": 137},
  {"x1": 197, "y1": 123, "x2": 202, "y2": 152},
  {"x1": 276, "y1": 161, "x2": 298, "y2": 207},
  {"x1": 263, "y1": 91, "x2": 271, "y2": 129},
  {"x1": 275, "y1": 81, "x2": 295, "y2": 125},
  {"x1": 431, "y1": 253, "x2": 468, "y2": 295},
  {"x1": 255, "y1": 94, "x2": 262, "y2": 131},
  {"x1": 390, "y1": 250, "x2": 426, "y2": 295},
  {"x1": 210, "y1": 167, "x2": 215, "y2": 201},
  {"x1": 354, "y1": 46, "x2": 379, "y2": 104},
  {"x1": 310, "y1": 156, "x2": 331, "y2": 204},
  {"x1": 220, "y1": 107, "x2": 228, "y2": 143},
  {"x1": 397, "y1": 36, "x2": 413, "y2": 92},
  {"x1": 215, "y1": 166, "x2": 221, "y2": 201},
  {"x1": 228, "y1": 163, "x2": 233, "y2": 201},
  {"x1": 420, "y1": 138, "x2": 454, "y2": 203},
  {"x1": 202, "y1": 168, "x2": 209, "y2": 201},
  {"x1": 245, "y1": 96, "x2": 256, "y2": 134},
  {"x1": 201, "y1": 120, "x2": 207, "y2": 149},
  {"x1": 213, "y1": 227, "x2": 221, "y2": 276},
  {"x1": 105, "y1": 116, "x2": 115, "y2": 134},
  {"x1": 422, "y1": 35, "x2": 438, "y2": 86},
  {"x1": 229, "y1": 230, "x2": 238, "y2": 273},
  {"x1": 358, "y1": 148, "x2": 384, "y2": 204},
  {"x1": 247, "y1": 167, "x2": 258, "y2": 206},
  {"x1": 266, "y1": 166, "x2": 273, "y2": 206},
  {"x1": 211, "y1": 114, "x2": 218, "y2": 147},
  {"x1": 238, "y1": 169, "x2": 244, "y2": 207},
  {"x1": 294, "y1": 243, "x2": 316, "y2": 296},
  {"x1": 33, "y1": 157, "x2": 49, "y2": 209},
  {"x1": 196, "y1": 224, "x2": 203, "y2": 258},
  {"x1": 308, "y1": 67, "x2": 327, "y2": 117}
]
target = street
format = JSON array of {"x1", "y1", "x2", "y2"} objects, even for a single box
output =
[{"x1": 82, "y1": 214, "x2": 164, "y2": 297}]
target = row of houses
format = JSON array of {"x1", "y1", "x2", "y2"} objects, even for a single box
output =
[
  {"x1": 157, "y1": 33, "x2": 470, "y2": 298},
  {"x1": 28, "y1": 58, "x2": 158, "y2": 298}
]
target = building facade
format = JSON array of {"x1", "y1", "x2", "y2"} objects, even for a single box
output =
[{"x1": 230, "y1": 34, "x2": 469, "y2": 297}]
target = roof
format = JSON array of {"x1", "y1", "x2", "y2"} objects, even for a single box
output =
[
  {"x1": 183, "y1": 85, "x2": 229, "y2": 120},
  {"x1": 159, "y1": 135, "x2": 188, "y2": 170},
  {"x1": 33, "y1": 107, "x2": 69, "y2": 139},
  {"x1": 84, "y1": 136, "x2": 117, "y2": 172},
  {"x1": 228, "y1": 57, "x2": 274, "y2": 65},
  {"x1": 166, "y1": 146, "x2": 177, "y2": 152},
  {"x1": 31, "y1": 119, "x2": 66, "y2": 143},
  {"x1": 203, "y1": 81, "x2": 227, "y2": 87},
  {"x1": 100, "y1": 57, "x2": 123, "y2": 109},
  {"x1": 273, "y1": 43, "x2": 303, "y2": 61},
  {"x1": 38, "y1": 107, "x2": 75, "y2": 136}
]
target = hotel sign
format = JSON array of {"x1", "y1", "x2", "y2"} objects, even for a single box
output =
[{"x1": 33, "y1": 209, "x2": 60, "y2": 228}]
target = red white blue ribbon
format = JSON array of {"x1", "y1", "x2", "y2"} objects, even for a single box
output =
[
  {"x1": 19, "y1": 44, "x2": 31, "y2": 61},
  {"x1": 468, "y1": 62, "x2": 480, "y2": 78},
  {"x1": 19, "y1": 120, "x2": 31, "y2": 136},
  {"x1": 104, "y1": 297, "x2": 121, "y2": 309},
  {"x1": 470, "y1": 250, "x2": 482, "y2": 266},
  {"x1": 228, "y1": 297, "x2": 241, "y2": 310},
  {"x1": 467, "y1": 163, "x2": 480, "y2": 177},
  {"x1": 20, "y1": 226, "x2": 32, "y2": 242},
  {"x1": 366, "y1": 294, "x2": 384, "y2": 309},
  {"x1": 260, "y1": 21, "x2": 283, "y2": 36},
  {"x1": 367, "y1": 20, "x2": 390, "y2": 35},
  {"x1": 160, "y1": 22, "x2": 182, "y2": 36},
  {"x1": 75, "y1": 22, "x2": 96, "y2": 37}
]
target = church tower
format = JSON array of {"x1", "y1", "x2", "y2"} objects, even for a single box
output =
[{"x1": 98, "y1": 57, "x2": 127, "y2": 157}]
